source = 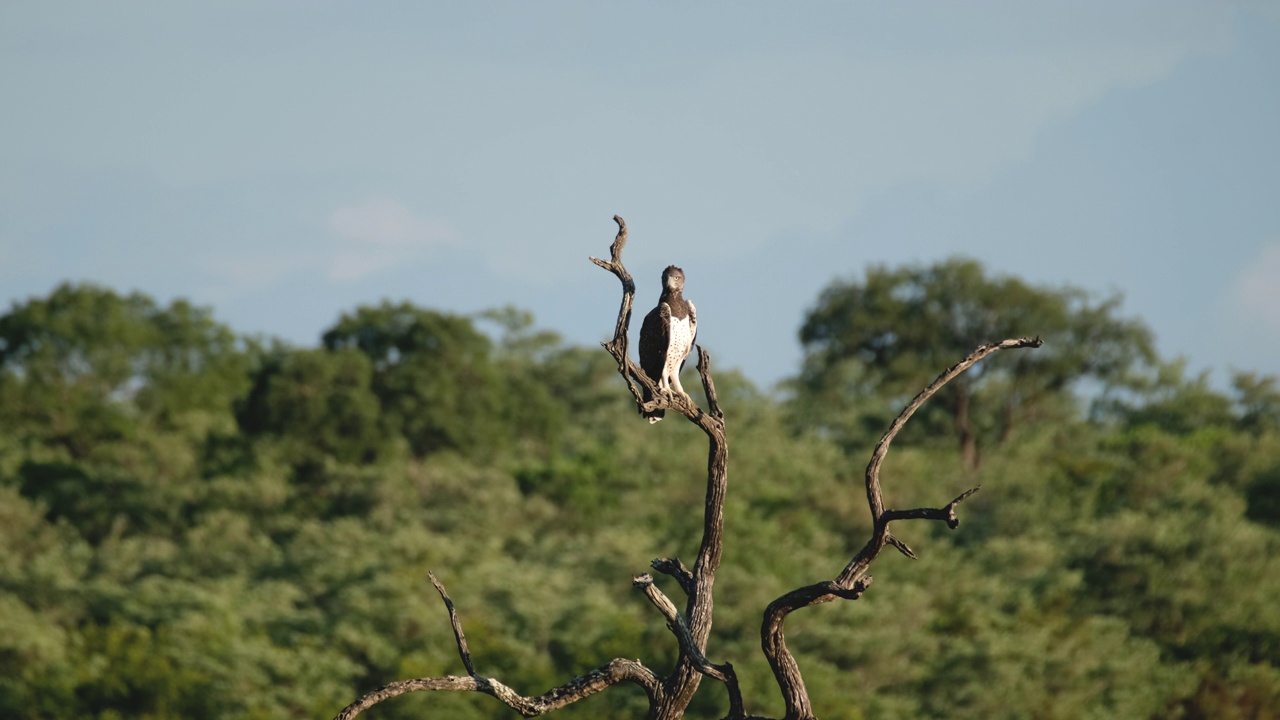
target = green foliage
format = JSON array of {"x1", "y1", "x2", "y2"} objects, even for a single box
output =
[
  {"x1": 322, "y1": 302, "x2": 508, "y2": 457},
  {"x1": 1233, "y1": 371, "x2": 1280, "y2": 436},
  {"x1": 793, "y1": 258, "x2": 1155, "y2": 466},
  {"x1": 237, "y1": 346, "x2": 386, "y2": 466},
  {"x1": 0, "y1": 283, "x2": 249, "y2": 445},
  {"x1": 1, "y1": 277, "x2": 1277, "y2": 720}
]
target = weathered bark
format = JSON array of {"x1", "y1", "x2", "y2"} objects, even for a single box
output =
[{"x1": 954, "y1": 382, "x2": 980, "y2": 469}]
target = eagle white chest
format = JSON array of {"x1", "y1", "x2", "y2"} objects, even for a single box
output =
[{"x1": 662, "y1": 312, "x2": 695, "y2": 389}]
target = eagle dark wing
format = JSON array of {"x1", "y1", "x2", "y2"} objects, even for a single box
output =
[
  {"x1": 638, "y1": 302, "x2": 670, "y2": 421},
  {"x1": 639, "y1": 302, "x2": 669, "y2": 384}
]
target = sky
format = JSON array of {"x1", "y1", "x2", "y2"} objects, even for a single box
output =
[{"x1": 2, "y1": 2, "x2": 1278, "y2": 390}]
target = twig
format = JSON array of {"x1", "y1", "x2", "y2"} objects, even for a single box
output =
[{"x1": 429, "y1": 570, "x2": 475, "y2": 676}]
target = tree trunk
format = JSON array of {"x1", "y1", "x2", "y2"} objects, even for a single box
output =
[
  {"x1": 998, "y1": 398, "x2": 1015, "y2": 445},
  {"x1": 954, "y1": 383, "x2": 980, "y2": 470}
]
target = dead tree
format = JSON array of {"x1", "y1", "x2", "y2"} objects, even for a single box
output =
[{"x1": 332, "y1": 216, "x2": 1042, "y2": 720}]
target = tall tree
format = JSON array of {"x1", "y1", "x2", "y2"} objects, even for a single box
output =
[
  {"x1": 795, "y1": 258, "x2": 1155, "y2": 467},
  {"x1": 0, "y1": 282, "x2": 248, "y2": 454},
  {"x1": 322, "y1": 302, "x2": 505, "y2": 457},
  {"x1": 236, "y1": 345, "x2": 385, "y2": 466}
]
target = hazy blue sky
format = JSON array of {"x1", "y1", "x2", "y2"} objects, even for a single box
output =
[{"x1": 3, "y1": 2, "x2": 1278, "y2": 388}]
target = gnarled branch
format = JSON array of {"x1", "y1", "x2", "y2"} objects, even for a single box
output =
[
  {"x1": 634, "y1": 573, "x2": 746, "y2": 720},
  {"x1": 333, "y1": 572, "x2": 661, "y2": 719},
  {"x1": 332, "y1": 662, "x2": 662, "y2": 720},
  {"x1": 589, "y1": 216, "x2": 646, "y2": 408},
  {"x1": 761, "y1": 336, "x2": 1042, "y2": 720}
]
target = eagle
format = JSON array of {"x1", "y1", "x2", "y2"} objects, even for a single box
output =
[{"x1": 638, "y1": 265, "x2": 697, "y2": 423}]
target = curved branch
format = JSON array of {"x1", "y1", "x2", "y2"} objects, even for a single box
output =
[
  {"x1": 835, "y1": 336, "x2": 1041, "y2": 585},
  {"x1": 859, "y1": 337, "x2": 1042, "y2": 524},
  {"x1": 760, "y1": 336, "x2": 1042, "y2": 720},
  {"x1": 333, "y1": 661, "x2": 662, "y2": 720},
  {"x1": 589, "y1": 215, "x2": 647, "y2": 408},
  {"x1": 333, "y1": 572, "x2": 662, "y2": 720}
]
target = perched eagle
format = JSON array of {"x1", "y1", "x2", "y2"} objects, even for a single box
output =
[{"x1": 638, "y1": 265, "x2": 697, "y2": 423}]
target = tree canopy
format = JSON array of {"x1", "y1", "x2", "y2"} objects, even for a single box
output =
[
  {"x1": 795, "y1": 257, "x2": 1156, "y2": 467},
  {"x1": 1, "y1": 267, "x2": 1277, "y2": 719}
]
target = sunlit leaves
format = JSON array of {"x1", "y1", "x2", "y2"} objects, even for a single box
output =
[
  {"x1": 1, "y1": 280, "x2": 1278, "y2": 719},
  {"x1": 794, "y1": 258, "x2": 1155, "y2": 464}
]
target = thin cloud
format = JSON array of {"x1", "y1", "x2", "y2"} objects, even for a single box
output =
[
  {"x1": 327, "y1": 198, "x2": 454, "y2": 281},
  {"x1": 1232, "y1": 242, "x2": 1280, "y2": 331}
]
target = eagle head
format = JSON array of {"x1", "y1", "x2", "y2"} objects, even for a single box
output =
[{"x1": 662, "y1": 265, "x2": 685, "y2": 293}]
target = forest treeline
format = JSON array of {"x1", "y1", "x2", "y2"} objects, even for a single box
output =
[{"x1": 2, "y1": 260, "x2": 1279, "y2": 719}]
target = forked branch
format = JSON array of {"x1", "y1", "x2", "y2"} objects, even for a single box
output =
[
  {"x1": 761, "y1": 336, "x2": 1043, "y2": 720},
  {"x1": 589, "y1": 217, "x2": 721, "y2": 429},
  {"x1": 333, "y1": 573, "x2": 661, "y2": 720},
  {"x1": 635, "y1": 574, "x2": 745, "y2": 719}
]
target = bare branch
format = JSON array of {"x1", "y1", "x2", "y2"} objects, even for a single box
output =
[
  {"x1": 651, "y1": 557, "x2": 694, "y2": 596},
  {"x1": 759, "y1": 578, "x2": 873, "y2": 720},
  {"x1": 886, "y1": 534, "x2": 917, "y2": 560},
  {"x1": 760, "y1": 336, "x2": 1042, "y2": 720},
  {"x1": 634, "y1": 574, "x2": 746, "y2": 720},
  {"x1": 332, "y1": 572, "x2": 662, "y2": 720},
  {"x1": 428, "y1": 570, "x2": 475, "y2": 676},
  {"x1": 697, "y1": 346, "x2": 723, "y2": 420},
  {"x1": 859, "y1": 336, "x2": 1042, "y2": 525},
  {"x1": 882, "y1": 486, "x2": 982, "y2": 529},
  {"x1": 590, "y1": 215, "x2": 647, "y2": 407},
  {"x1": 333, "y1": 660, "x2": 662, "y2": 720}
]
